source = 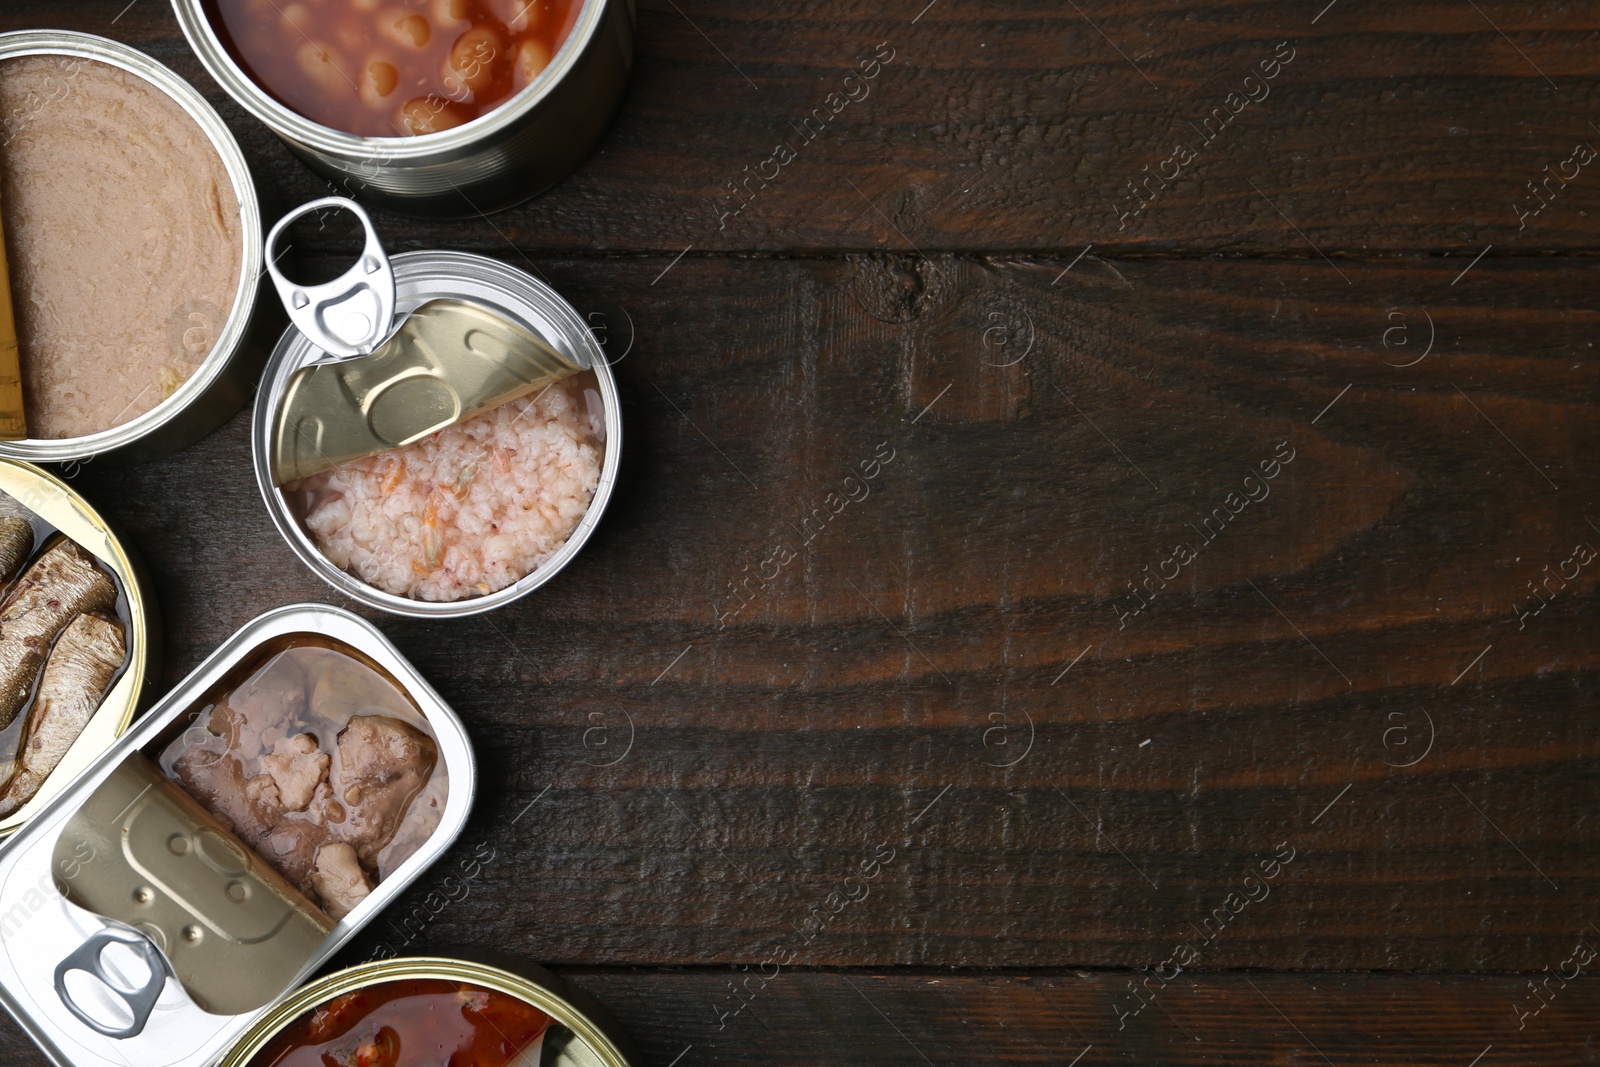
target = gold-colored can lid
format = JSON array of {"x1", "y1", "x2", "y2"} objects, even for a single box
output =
[
  {"x1": 216, "y1": 956, "x2": 638, "y2": 1067},
  {"x1": 0, "y1": 458, "x2": 155, "y2": 834}
]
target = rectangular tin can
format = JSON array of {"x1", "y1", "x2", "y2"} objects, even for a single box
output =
[
  {"x1": 169, "y1": 0, "x2": 635, "y2": 217},
  {"x1": 0, "y1": 31, "x2": 266, "y2": 466},
  {"x1": 0, "y1": 603, "x2": 475, "y2": 1067}
]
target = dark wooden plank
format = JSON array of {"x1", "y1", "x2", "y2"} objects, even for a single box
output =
[
  {"x1": 2, "y1": 970, "x2": 1597, "y2": 1065},
  {"x1": 5, "y1": 1, "x2": 1600, "y2": 253},
  {"x1": 3, "y1": 0, "x2": 1596, "y2": 1062},
  {"x1": 525, "y1": 971, "x2": 1600, "y2": 1067},
  {"x1": 47, "y1": 252, "x2": 1600, "y2": 974}
]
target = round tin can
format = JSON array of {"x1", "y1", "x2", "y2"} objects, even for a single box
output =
[
  {"x1": 252, "y1": 250, "x2": 621, "y2": 618},
  {"x1": 0, "y1": 31, "x2": 264, "y2": 466},
  {"x1": 215, "y1": 957, "x2": 638, "y2": 1067},
  {"x1": 0, "y1": 459, "x2": 157, "y2": 834},
  {"x1": 169, "y1": 0, "x2": 635, "y2": 217}
]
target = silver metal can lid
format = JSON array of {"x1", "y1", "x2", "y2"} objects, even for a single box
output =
[
  {"x1": 0, "y1": 604, "x2": 476, "y2": 1067},
  {"x1": 252, "y1": 248, "x2": 622, "y2": 618}
]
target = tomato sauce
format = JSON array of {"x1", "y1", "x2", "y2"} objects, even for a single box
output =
[
  {"x1": 203, "y1": 0, "x2": 582, "y2": 137},
  {"x1": 249, "y1": 979, "x2": 552, "y2": 1067}
]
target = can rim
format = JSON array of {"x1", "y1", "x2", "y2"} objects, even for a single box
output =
[
  {"x1": 0, "y1": 603, "x2": 479, "y2": 1067},
  {"x1": 0, "y1": 30, "x2": 263, "y2": 464},
  {"x1": 0, "y1": 458, "x2": 153, "y2": 834},
  {"x1": 169, "y1": 0, "x2": 616, "y2": 159},
  {"x1": 213, "y1": 956, "x2": 632, "y2": 1067},
  {"x1": 251, "y1": 250, "x2": 623, "y2": 618}
]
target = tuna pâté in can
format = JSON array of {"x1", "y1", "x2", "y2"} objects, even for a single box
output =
[
  {"x1": 252, "y1": 199, "x2": 620, "y2": 617},
  {"x1": 170, "y1": 0, "x2": 635, "y2": 216},
  {"x1": 0, "y1": 459, "x2": 156, "y2": 836},
  {"x1": 0, "y1": 31, "x2": 264, "y2": 465},
  {"x1": 0, "y1": 603, "x2": 476, "y2": 1066}
]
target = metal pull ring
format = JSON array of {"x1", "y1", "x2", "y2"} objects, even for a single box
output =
[
  {"x1": 53, "y1": 925, "x2": 172, "y2": 1039},
  {"x1": 265, "y1": 196, "x2": 397, "y2": 360}
]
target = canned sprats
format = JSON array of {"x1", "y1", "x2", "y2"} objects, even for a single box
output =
[{"x1": 0, "y1": 460, "x2": 155, "y2": 836}]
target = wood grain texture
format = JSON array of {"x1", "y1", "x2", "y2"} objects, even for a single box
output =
[
  {"x1": 47, "y1": 253, "x2": 1598, "y2": 975},
  {"x1": 4, "y1": 2, "x2": 1600, "y2": 253},
  {"x1": 0, "y1": 1, "x2": 1597, "y2": 1063},
  {"x1": 489, "y1": 971, "x2": 1600, "y2": 1066},
  {"x1": 0, "y1": 970, "x2": 1595, "y2": 1066}
]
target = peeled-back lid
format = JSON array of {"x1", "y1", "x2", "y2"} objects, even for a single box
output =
[
  {"x1": 0, "y1": 604, "x2": 475, "y2": 1067},
  {"x1": 52, "y1": 755, "x2": 333, "y2": 1020},
  {"x1": 265, "y1": 198, "x2": 584, "y2": 485}
]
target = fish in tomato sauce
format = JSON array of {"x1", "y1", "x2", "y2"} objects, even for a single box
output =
[{"x1": 249, "y1": 978, "x2": 552, "y2": 1067}]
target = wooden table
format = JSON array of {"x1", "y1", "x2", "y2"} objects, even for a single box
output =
[{"x1": 2, "y1": 0, "x2": 1598, "y2": 1063}]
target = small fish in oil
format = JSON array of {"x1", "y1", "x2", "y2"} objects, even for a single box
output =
[
  {"x1": 0, "y1": 539, "x2": 116, "y2": 729},
  {"x1": 0, "y1": 496, "x2": 31, "y2": 585},
  {"x1": 0, "y1": 613, "x2": 124, "y2": 814}
]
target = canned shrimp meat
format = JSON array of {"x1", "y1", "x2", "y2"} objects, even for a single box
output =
[{"x1": 253, "y1": 200, "x2": 621, "y2": 618}]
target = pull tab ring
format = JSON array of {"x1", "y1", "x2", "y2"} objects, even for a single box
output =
[
  {"x1": 54, "y1": 924, "x2": 172, "y2": 1039},
  {"x1": 265, "y1": 197, "x2": 397, "y2": 360}
]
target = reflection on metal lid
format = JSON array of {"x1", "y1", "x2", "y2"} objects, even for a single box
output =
[
  {"x1": 265, "y1": 198, "x2": 584, "y2": 485},
  {"x1": 53, "y1": 756, "x2": 332, "y2": 1018},
  {"x1": 0, "y1": 604, "x2": 475, "y2": 1067},
  {"x1": 271, "y1": 297, "x2": 582, "y2": 484}
]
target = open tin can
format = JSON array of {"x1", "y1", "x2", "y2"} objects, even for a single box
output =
[
  {"x1": 252, "y1": 200, "x2": 621, "y2": 618},
  {"x1": 0, "y1": 603, "x2": 637, "y2": 1067},
  {"x1": 217, "y1": 956, "x2": 638, "y2": 1067},
  {"x1": 169, "y1": 0, "x2": 635, "y2": 216},
  {"x1": 0, "y1": 459, "x2": 157, "y2": 835},
  {"x1": 0, "y1": 31, "x2": 264, "y2": 466},
  {"x1": 0, "y1": 604, "x2": 477, "y2": 1066}
]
